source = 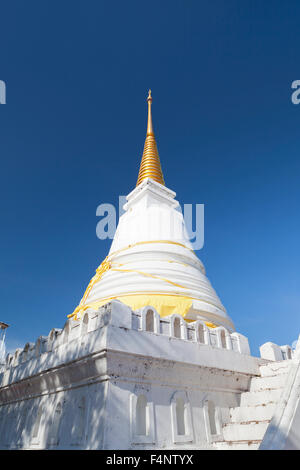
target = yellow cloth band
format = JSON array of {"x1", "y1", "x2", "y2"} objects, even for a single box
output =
[{"x1": 68, "y1": 239, "x2": 195, "y2": 321}]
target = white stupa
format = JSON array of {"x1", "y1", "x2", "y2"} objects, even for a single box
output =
[
  {"x1": 70, "y1": 90, "x2": 234, "y2": 332},
  {"x1": 0, "y1": 91, "x2": 299, "y2": 451}
]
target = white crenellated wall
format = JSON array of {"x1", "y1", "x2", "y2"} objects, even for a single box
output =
[
  {"x1": 0, "y1": 300, "x2": 295, "y2": 450},
  {"x1": 260, "y1": 342, "x2": 294, "y2": 362},
  {"x1": 1, "y1": 304, "x2": 251, "y2": 375}
]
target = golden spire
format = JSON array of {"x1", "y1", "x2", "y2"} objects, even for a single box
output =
[{"x1": 136, "y1": 90, "x2": 165, "y2": 186}]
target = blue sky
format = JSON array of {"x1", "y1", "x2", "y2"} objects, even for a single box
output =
[{"x1": 0, "y1": 0, "x2": 299, "y2": 356}]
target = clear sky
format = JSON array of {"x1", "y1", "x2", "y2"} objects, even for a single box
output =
[{"x1": 0, "y1": 0, "x2": 299, "y2": 356}]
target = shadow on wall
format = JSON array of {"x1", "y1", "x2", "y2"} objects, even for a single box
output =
[
  {"x1": 0, "y1": 382, "x2": 109, "y2": 450},
  {"x1": 0, "y1": 303, "x2": 248, "y2": 449}
]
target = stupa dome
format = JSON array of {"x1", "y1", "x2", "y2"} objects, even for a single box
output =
[{"x1": 69, "y1": 91, "x2": 235, "y2": 332}]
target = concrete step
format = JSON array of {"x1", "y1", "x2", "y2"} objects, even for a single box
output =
[
  {"x1": 249, "y1": 373, "x2": 287, "y2": 392},
  {"x1": 240, "y1": 388, "x2": 282, "y2": 407},
  {"x1": 259, "y1": 360, "x2": 292, "y2": 378},
  {"x1": 214, "y1": 440, "x2": 260, "y2": 450},
  {"x1": 229, "y1": 403, "x2": 276, "y2": 423},
  {"x1": 223, "y1": 421, "x2": 269, "y2": 442}
]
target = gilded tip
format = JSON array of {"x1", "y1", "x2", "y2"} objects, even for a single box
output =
[{"x1": 136, "y1": 89, "x2": 164, "y2": 187}]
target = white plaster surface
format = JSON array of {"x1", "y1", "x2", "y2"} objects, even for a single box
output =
[
  {"x1": 84, "y1": 179, "x2": 235, "y2": 331},
  {"x1": 0, "y1": 301, "x2": 298, "y2": 450}
]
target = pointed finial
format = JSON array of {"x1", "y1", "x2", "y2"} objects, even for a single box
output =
[
  {"x1": 136, "y1": 90, "x2": 165, "y2": 187},
  {"x1": 146, "y1": 89, "x2": 154, "y2": 136}
]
